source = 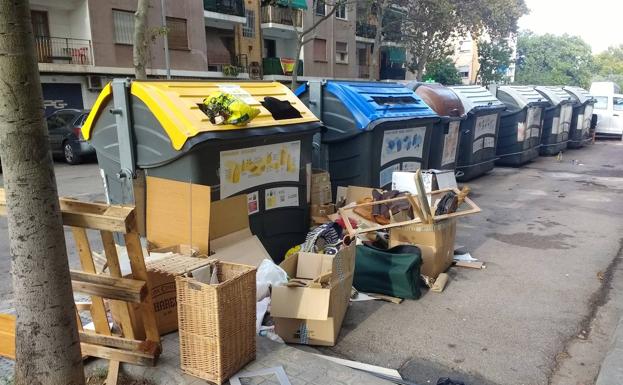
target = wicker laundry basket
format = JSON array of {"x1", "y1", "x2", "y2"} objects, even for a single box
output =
[{"x1": 176, "y1": 261, "x2": 256, "y2": 384}]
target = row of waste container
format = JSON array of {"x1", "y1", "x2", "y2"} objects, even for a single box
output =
[{"x1": 81, "y1": 79, "x2": 596, "y2": 261}]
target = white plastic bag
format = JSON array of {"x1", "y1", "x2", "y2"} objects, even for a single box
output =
[{"x1": 256, "y1": 259, "x2": 288, "y2": 301}]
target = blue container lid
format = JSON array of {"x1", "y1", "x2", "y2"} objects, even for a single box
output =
[{"x1": 296, "y1": 81, "x2": 438, "y2": 130}]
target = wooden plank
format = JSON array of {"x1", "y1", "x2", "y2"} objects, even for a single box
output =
[
  {"x1": 75, "y1": 309, "x2": 84, "y2": 333},
  {"x1": 70, "y1": 270, "x2": 147, "y2": 303},
  {"x1": 72, "y1": 227, "x2": 112, "y2": 337},
  {"x1": 145, "y1": 177, "x2": 211, "y2": 254},
  {"x1": 124, "y1": 232, "x2": 160, "y2": 343},
  {"x1": 78, "y1": 331, "x2": 156, "y2": 352},
  {"x1": 0, "y1": 314, "x2": 15, "y2": 360},
  {"x1": 80, "y1": 342, "x2": 158, "y2": 367},
  {"x1": 101, "y1": 230, "x2": 136, "y2": 340},
  {"x1": 106, "y1": 361, "x2": 120, "y2": 385}
]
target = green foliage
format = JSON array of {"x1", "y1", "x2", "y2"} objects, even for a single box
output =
[
  {"x1": 514, "y1": 32, "x2": 594, "y2": 88},
  {"x1": 403, "y1": 0, "x2": 528, "y2": 79},
  {"x1": 222, "y1": 65, "x2": 240, "y2": 78},
  {"x1": 424, "y1": 58, "x2": 462, "y2": 85},
  {"x1": 478, "y1": 38, "x2": 513, "y2": 86},
  {"x1": 594, "y1": 45, "x2": 623, "y2": 90}
]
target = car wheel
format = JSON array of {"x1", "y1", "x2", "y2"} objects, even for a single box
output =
[{"x1": 63, "y1": 142, "x2": 81, "y2": 165}]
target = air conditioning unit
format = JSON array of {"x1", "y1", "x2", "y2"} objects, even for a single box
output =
[{"x1": 87, "y1": 75, "x2": 104, "y2": 90}]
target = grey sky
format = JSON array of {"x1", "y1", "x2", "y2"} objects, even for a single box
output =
[{"x1": 518, "y1": 0, "x2": 623, "y2": 53}]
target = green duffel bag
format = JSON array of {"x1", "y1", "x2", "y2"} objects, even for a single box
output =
[{"x1": 354, "y1": 244, "x2": 423, "y2": 299}]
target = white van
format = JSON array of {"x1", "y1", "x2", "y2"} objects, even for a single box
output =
[{"x1": 590, "y1": 82, "x2": 623, "y2": 138}]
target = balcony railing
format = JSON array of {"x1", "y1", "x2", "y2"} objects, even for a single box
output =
[
  {"x1": 204, "y1": 0, "x2": 244, "y2": 17},
  {"x1": 261, "y1": 5, "x2": 303, "y2": 28},
  {"x1": 34, "y1": 36, "x2": 92, "y2": 65},
  {"x1": 262, "y1": 57, "x2": 303, "y2": 76},
  {"x1": 356, "y1": 21, "x2": 377, "y2": 39}
]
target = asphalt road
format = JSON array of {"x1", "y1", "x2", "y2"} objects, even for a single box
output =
[{"x1": 1, "y1": 142, "x2": 623, "y2": 384}]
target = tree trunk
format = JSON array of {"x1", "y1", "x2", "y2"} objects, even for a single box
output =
[
  {"x1": 0, "y1": 1, "x2": 85, "y2": 385},
  {"x1": 290, "y1": 39, "x2": 303, "y2": 90},
  {"x1": 134, "y1": 0, "x2": 150, "y2": 80},
  {"x1": 415, "y1": 60, "x2": 426, "y2": 81}
]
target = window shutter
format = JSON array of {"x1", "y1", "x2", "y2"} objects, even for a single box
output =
[{"x1": 167, "y1": 17, "x2": 188, "y2": 50}]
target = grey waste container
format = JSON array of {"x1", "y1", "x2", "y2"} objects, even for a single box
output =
[
  {"x1": 494, "y1": 85, "x2": 549, "y2": 166},
  {"x1": 82, "y1": 79, "x2": 322, "y2": 261},
  {"x1": 563, "y1": 86, "x2": 596, "y2": 148},
  {"x1": 448, "y1": 85, "x2": 506, "y2": 181},
  {"x1": 534, "y1": 86, "x2": 574, "y2": 155}
]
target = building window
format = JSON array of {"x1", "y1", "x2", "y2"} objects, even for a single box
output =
[
  {"x1": 242, "y1": 10, "x2": 255, "y2": 38},
  {"x1": 458, "y1": 65, "x2": 469, "y2": 78},
  {"x1": 313, "y1": 38, "x2": 327, "y2": 62},
  {"x1": 315, "y1": 0, "x2": 326, "y2": 16},
  {"x1": 166, "y1": 17, "x2": 188, "y2": 50},
  {"x1": 113, "y1": 10, "x2": 134, "y2": 45},
  {"x1": 336, "y1": 41, "x2": 348, "y2": 64},
  {"x1": 335, "y1": 3, "x2": 347, "y2": 19}
]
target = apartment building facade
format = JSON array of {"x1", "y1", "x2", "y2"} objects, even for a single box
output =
[{"x1": 32, "y1": 0, "x2": 407, "y2": 116}]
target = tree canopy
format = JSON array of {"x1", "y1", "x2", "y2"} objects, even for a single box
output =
[
  {"x1": 423, "y1": 57, "x2": 462, "y2": 85},
  {"x1": 477, "y1": 38, "x2": 513, "y2": 86},
  {"x1": 403, "y1": 0, "x2": 528, "y2": 80},
  {"x1": 514, "y1": 32, "x2": 594, "y2": 88},
  {"x1": 593, "y1": 45, "x2": 623, "y2": 90}
]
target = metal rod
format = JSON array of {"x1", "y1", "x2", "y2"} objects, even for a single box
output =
[{"x1": 160, "y1": 0, "x2": 171, "y2": 79}]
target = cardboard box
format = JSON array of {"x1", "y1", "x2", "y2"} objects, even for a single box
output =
[
  {"x1": 209, "y1": 195, "x2": 270, "y2": 267},
  {"x1": 389, "y1": 219, "x2": 456, "y2": 279},
  {"x1": 271, "y1": 244, "x2": 355, "y2": 346},
  {"x1": 311, "y1": 170, "x2": 332, "y2": 204}
]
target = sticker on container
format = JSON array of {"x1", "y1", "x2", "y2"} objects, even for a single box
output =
[
  {"x1": 560, "y1": 105, "x2": 573, "y2": 133},
  {"x1": 517, "y1": 122, "x2": 527, "y2": 142},
  {"x1": 380, "y1": 126, "x2": 427, "y2": 166},
  {"x1": 551, "y1": 117, "x2": 560, "y2": 134},
  {"x1": 484, "y1": 136, "x2": 495, "y2": 148},
  {"x1": 474, "y1": 114, "x2": 497, "y2": 138},
  {"x1": 100, "y1": 169, "x2": 110, "y2": 204},
  {"x1": 402, "y1": 161, "x2": 421, "y2": 172},
  {"x1": 379, "y1": 164, "x2": 400, "y2": 187},
  {"x1": 265, "y1": 187, "x2": 299, "y2": 210},
  {"x1": 220, "y1": 141, "x2": 301, "y2": 199},
  {"x1": 472, "y1": 137, "x2": 484, "y2": 154},
  {"x1": 217, "y1": 84, "x2": 257, "y2": 105},
  {"x1": 305, "y1": 162, "x2": 312, "y2": 204},
  {"x1": 576, "y1": 114, "x2": 584, "y2": 131},
  {"x1": 441, "y1": 120, "x2": 460, "y2": 166},
  {"x1": 247, "y1": 191, "x2": 259, "y2": 215},
  {"x1": 531, "y1": 126, "x2": 541, "y2": 138},
  {"x1": 583, "y1": 106, "x2": 593, "y2": 134}
]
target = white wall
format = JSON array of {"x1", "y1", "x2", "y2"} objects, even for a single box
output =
[
  {"x1": 30, "y1": 1, "x2": 91, "y2": 40},
  {"x1": 276, "y1": 38, "x2": 297, "y2": 59},
  {"x1": 69, "y1": 1, "x2": 92, "y2": 41}
]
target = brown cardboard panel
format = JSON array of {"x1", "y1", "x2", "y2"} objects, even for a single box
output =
[
  {"x1": 311, "y1": 185, "x2": 332, "y2": 205},
  {"x1": 209, "y1": 195, "x2": 248, "y2": 241},
  {"x1": 311, "y1": 170, "x2": 331, "y2": 186},
  {"x1": 296, "y1": 252, "x2": 334, "y2": 279},
  {"x1": 146, "y1": 177, "x2": 211, "y2": 254},
  {"x1": 345, "y1": 186, "x2": 380, "y2": 204},
  {"x1": 209, "y1": 195, "x2": 270, "y2": 267},
  {"x1": 273, "y1": 316, "x2": 338, "y2": 346},
  {"x1": 271, "y1": 286, "x2": 332, "y2": 320},
  {"x1": 389, "y1": 219, "x2": 456, "y2": 278}
]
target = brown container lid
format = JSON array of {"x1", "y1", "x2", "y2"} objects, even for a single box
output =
[{"x1": 412, "y1": 83, "x2": 465, "y2": 118}]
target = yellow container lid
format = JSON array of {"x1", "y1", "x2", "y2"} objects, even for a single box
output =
[{"x1": 82, "y1": 81, "x2": 319, "y2": 150}]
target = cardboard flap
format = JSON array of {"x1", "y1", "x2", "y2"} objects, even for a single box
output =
[
  {"x1": 271, "y1": 286, "x2": 331, "y2": 320},
  {"x1": 210, "y1": 232, "x2": 269, "y2": 267}
]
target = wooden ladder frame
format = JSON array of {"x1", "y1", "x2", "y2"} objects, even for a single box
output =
[{"x1": 0, "y1": 189, "x2": 161, "y2": 384}]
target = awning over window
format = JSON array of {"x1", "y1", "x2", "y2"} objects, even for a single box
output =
[
  {"x1": 387, "y1": 47, "x2": 406, "y2": 63},
  {"x1": 275, "y1": 0, "x2": 308, "y2": 10}
]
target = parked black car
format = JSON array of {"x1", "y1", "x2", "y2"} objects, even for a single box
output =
[{"x1": 46, "y1": 109, "x2": 94, "y2": 164}]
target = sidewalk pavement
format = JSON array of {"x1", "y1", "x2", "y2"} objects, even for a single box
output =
[
  {"x1": 86, "y1": 334, "x2": 395, "y2": 385},
  {"x1": 596, "y1": 316, "x2": 623, "y2": 385}
]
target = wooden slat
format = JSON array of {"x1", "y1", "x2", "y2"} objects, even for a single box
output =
[
  {"x1": 124, "y1": 232, "x2": 160, "y2": 343},
  {"x1": 75, "y1": 302, "x2": 92, "y2": 312},
  {"x1": 72, "y1": 227, "x2": 112, "y2": 337},
  {"x1": 0, "y1": 189, "x2": 134, "y2": 233},
  {"x1": 0, "y1": 314, "x2": 15, "y2": 360},
  {"x1": 80, "y1": 342, "x2": 158, "y2": 367},
  {"x1": 106, "y1": 361, "x2": 120, "y2": 385},
  {"x1": 79, "y1": 331, "x2": 158, "y2": 352},
  {"x1": 101, "y1": 230, "x2": 136, "y2": 340},
  {"x1": 70, "y1": 270, "x2": 147, "y2": 303}
]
